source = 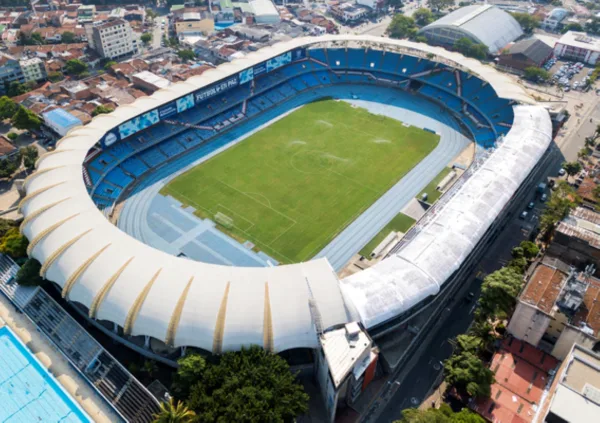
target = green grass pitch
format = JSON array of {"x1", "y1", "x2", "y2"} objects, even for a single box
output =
[{"x1": 161, "y1": 99, "x2": 439, "y2": 264}]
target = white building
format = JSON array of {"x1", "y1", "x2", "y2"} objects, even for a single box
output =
[
  {"x1": 543, "y1": 8, "x2": 569, "y2": 31},
  {"x1": 555, "y1": 31, "x2": 600, "y2": 65},
  {"x1": 19, "y1": 57, "x2": 47, "y2": 82},
  {"x1": 91, "y1": 19, "x2": 139, "y2": 60},
  {"x1": 249, "y1": 0, "x2": 280, "y2": 24},
  {"x1": 132, "y1": 71, "x2": 171, "y2": 92},
  {"x1": 330, "y1": 3, "x2": 370, "y2": 23}
]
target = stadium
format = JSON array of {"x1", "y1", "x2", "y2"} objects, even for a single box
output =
[{"x1": 20, "y1": 35, "x2": 552, "y2": 363}]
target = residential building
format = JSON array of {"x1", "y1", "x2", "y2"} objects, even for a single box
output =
[
  {"x1": 77, "y1": 5, "x2": 95, "y2": 23},
  {"x1": 543, "y1": 8, "x2": 569, "y2": 31},
  {"x1": 91, "y1": 19, "x2": 139, "y2": 60},
  {"x1": 316, "y1": 323, "x2": 378, "y2": 422},
  {"x1": 42, "y1": 108, "x2": 83, "y2": 137},
  {"x1": 174, "y1": 12, "x2": 215, "y2": 36},
  {"x1": 555, "y1": 31, "x2": 600, "y2": 65},
  {"x1": 132, "y1": 71, "x2": 171, "y2": 93},
  {"x1": 0, "y1": 53, "x2": 25, "y2": 94},
  {"x1": 356, "y1": 0, "x2": 384, "y2": 11},
  {"x1": 330, "y1": 3, "x2": 370, "y2": 23},
  {"x1": 470, "y1": 338, "x2": 559, "y2": 423},
  {"x1": 547, "y1": 207, "x2": 600, "y2": 272},
  {"x1": 536, "y1": 344, "x2": 600, "y2": 422},
  {"x1": 498, "y1": 38, "x2": 554, "y2": 71},
  {"x1": 249, "y1": 0, "x2": 281, "y2": 24},
  {"x1": 19, "y1": 57, "x2": 47, "y2": 82},
  {"x1": 507, "y1": 257, "x2": 600, "y2": 360},
  {"x1": 0, "y1": 135, "x2": 18, "y2": 162},
  {"x1": 418, "y1": 4, "x2": 524, "y2": 55}
]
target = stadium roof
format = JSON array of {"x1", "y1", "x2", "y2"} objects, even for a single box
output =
[
  {"x1": 419, "y1": 5, "x2": 524, "y2": 54},
  {"x1": 21, "y1": 35, "x2": 550, "y2": 354}
]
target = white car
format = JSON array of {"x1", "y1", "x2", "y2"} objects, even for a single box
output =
[{"x1": 558, "y1": 168, "x2": 566, "y2": 176}]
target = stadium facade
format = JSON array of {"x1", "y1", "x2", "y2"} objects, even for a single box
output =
[{"x1": 21, "y1": 36, "x2": 551, "y2": 373}]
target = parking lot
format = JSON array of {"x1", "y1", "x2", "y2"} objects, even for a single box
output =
[{"x1": 548, "y1": 59, "x2": 593, "y2": 92}]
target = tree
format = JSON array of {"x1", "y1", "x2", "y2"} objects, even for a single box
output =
[
  {"x1": 47, "y1": 71, "x2": 64, "y2": 82},
  {"x1": 7, "y1": 81, "x2": 30, "y2": 97},
  {"x1": 141, "y1": 33, "x2": 153, "y2": 44},
  {"x1": 183, "y1": 346, "x2": 309, "y2": 422},
  {"x1": 0, "y1": 96, "x2": 18, "y2": 120},
  {"x1": 172, "y1": 353, "x2": 206, "y2": 398},
  {"x1": 92, "y1": 105, "x2": 114, "y2": 117},
  {"x1": 21, "y1": 146, "x2": 38, "y2": 171},
  {"x1": 11, "y1": 106, "x2": 41, "y2": 131},
  {"x1": 524, "y1": 66, "x2": 551, "y2": 82},
  {"x1": 579, "y1": 146, "x2": 593, "y2": 159},
  {"x1": 586, "y1": 18, "x2": 600, "y2": 35},
  {"x1": 444, "y1": 350, "x2": 495, "y2": 398},
  {"x1": 540, "y1": 181, "x2": 580, "y2": 236},
  {"x1": 142, "y1": 360, "x2": 158, "y2": 378},
  {"x1": 0, "y1": 219, "x2": 16, "y2": 239},
  {"x1": 387, "y1": 15, "x2": 417, "y2": 39},
  {"x1": 454, "y1": 38, "x2": 488, "y2": 60},
  {"x1": 104, "y1": 60, "x2": 117, "y2": 70},
  {"x1": 519, "y1": 241, "x2": 539, "y2": 260},
  {"x1": 413, "y1": 8, "x2": 434, "y2": 27},
  {"x1": 0, "y1": 227, "x2": 29, "y2": 259},
  {"x1": 153, "y1": 397, "x2": 196, "y2": 423},
  {"x1": 397, "y1": 404, "x2": 485, "y2": 423},
  {"x1": 563, "y1": 161, "x2": 582, "y2": 178},
  {"x1": 146, "y1": 8, "x2": 158, "y2": 21},
  {"x1": 20, "y1": 32, "x2": 45, "y2": 46},
  {"x1": 177, "y1": 49, "x2": 196, "y2": 62},
  {"x1": 562, "y1": 23, "x2": 584, "y2": 33},
  {"x1": 477, "y1": 267, "x2": 524, "y2": 320},
  {"x1": 61, "y1": 31, "x2": 75, "y2": 43},
  {"x1": 65, "y1": 59, "x2": 88, "y2": 76},
  {"x1": 511, "y1": 12, "x2": 540, "y2": 34},
  {"x1": 468, "y1": 320, "x2": 497, "y2": 352},
  {"x1": 6, "y1": 132, "x2": 17, "y2": 141},
  {"x1": 0, "y1": 150, "x2": 22, "y2": 178},
  {"x1": 429, "y1": 0, "x2": 454, "y2": 11},
  {"x1": 452, "y1": 334, "x2": 484, "y2": 354},
  {"x1": 16, "y1": 258, "x2": 43, "y2": 286}
]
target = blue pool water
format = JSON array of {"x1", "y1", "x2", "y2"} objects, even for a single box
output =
[{"x1": 0, "y1": 326, "x2": 91, "y2": 422}]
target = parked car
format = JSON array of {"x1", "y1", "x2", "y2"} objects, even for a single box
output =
[
  {"x1": 528, "y1": 201, "x2": 535, "y2": 209},
  {"x1": 520, "y1": 211, "x2": 528, "y2": 220},
  {"x1": 541, "y1": 193, "x2": 548, "y2": 202}
]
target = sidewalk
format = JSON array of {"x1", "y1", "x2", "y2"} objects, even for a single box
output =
[{"x1": 0, "y1": 292, "x2": 123, "y2": 423}]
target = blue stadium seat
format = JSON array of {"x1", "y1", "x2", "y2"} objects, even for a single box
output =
[
  {"x1": 327, "y1": 48, "x2": 347, "y2": 68},
  {"x1": 381, "y1": 52, "x2": 400, "y2": 73},
  {"x1": 95, "y1": 182, "x2": 122, "y2": 200},
  {"x1": 86, "y1": 167, "x2": 102, "y2": 185},
  {"x1": 105, "y1": 167, "x2": 134, "y2": 188},
  {"x1": 159, "y1": 139, "x2": 186, "y2": 158},
  {"x1": 419, "y1": 85, "x2": 462, "y2": 113},
  {"x1": 347, "y1": 49, "x2": 366, "y2": 69},
  {"x1": 121, "y1": 157, "x2": 148, "y2": 177},
  {"x1": 109, "y1": 141, "x2": 134, "y2": 160},
  {"x1": 139, "y1": 147, "x2": 167, "y2": 168},
  {"x1": 89, "y1": 151, "x2": 116, "y2": 172},
  {"x1": 308, "y1": 48, "x2": 328, "y2": 65},
  {"x1": 364, "y1": 49, "x2": 383, "y2": 71},
  {"x1": 418, "y1": 69, "x2": 457, "y2": 94}
]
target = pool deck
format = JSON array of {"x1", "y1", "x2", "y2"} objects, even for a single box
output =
[{"x1": 0, "y1": 292, "x2": 123, "y2": 423}]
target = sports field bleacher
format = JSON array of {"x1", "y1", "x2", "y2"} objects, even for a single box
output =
[{"x1": 84, "y1": 49, "x2": 515, "y2": 211}]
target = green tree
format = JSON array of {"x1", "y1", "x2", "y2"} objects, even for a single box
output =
[
  {"x1": 0, "y1": 227, "x2": 29, "y2": 259},
  {"x1": 7, "y1": 81, "x2": 29, "y2": 97},
  {"x1": 540, "y1": 181, "x2": 580, "y2": 236},
  {"x1": 141, "y1": 33, "x2": 153, "y2": 44},
  {"x1": 397, "y1": 404, "x2": 485, "y2": 423},
  {"x1": 519, "y1": 241, "x2": 539, "y2": 259},
  {"x1": 413, "y1": 8, "x2": 434, "y2": 27},
  {"x1": 586, "y1": 18, "x2": 600, "y2": 35},
  {"x1": 146, "y1": 8, "x2": 158, "y2": 21},
  {"x1": 444, "y1": 350, "x2": 495, "y2": 398},
  {"x1": 177, "y1": 49, "x2": 196, "y2": 62},
  {"x1": 0, "y1": 150, "x2": 22, "y2": 178},
  {"x1": 16, "y1": 258, "x2": 43, "y2": 286},
  {"x1": 20, "y1": 32, "x2": 45, "y2": 46},
  {"x1": 6, "y1": 132, "x2": 17, "y2": 141},
  {"x1": 477, "y1": 267, "x2": 524, "y2": 319},
  {"x1": 387, "y1": 15, "x2": 418, "y2": 39},
  {"x1": 172, "y1": 353, "x2": 206, "y2": 398},
  {"x1": 524, "y1": 66, "x2": 551, "y2": 82},
  {"x1": 61, "y1": 31, "x2": 75, "y2": 43},
  {"x1": 11, "y1": 106, "x2": 41, "y2": 130},
  {"x1": 429, "y1": 0, "x2": 454, "y2": 11},
  {"x1": 454, "y1": 38, "x2": 488, "y2": 60},
  {"x1": 468, "y1": 320, "x2": 497, "y2": 352},
  {"x1": 92, "y1": 105, "x2": 114, "y2": 117},
  {"x1": 65, "y1": 59, "x2": 88, "y2": 76},
  {"x1": 47, "y1": 71, "x2": 64, "y2": 82},
  {"x1": 511, "y1": 12, "x2": 540, "y2": 34},
  {"x1": 142, "y1": 360, "x2": 158, "y2": 378},
  {"x1": 0, "y1": 96, "x2": 18, "y2": 120},
  {"x1": 21, "y1": 145, "x2": 38, "y2": 171},
  {"x1": 104, "y1": 60, "x2": 117, "y2": 70},
  {"x1": 152, "y1": 397, "x2": 196, "y2": 423},
  {"x1": 183, "y1": 346, "x2": 309, "y2": 422},
  {"x1": 562, "y1": 23, "x2": 584, "y2": 33},
  {"x1": 563, "y1": 161, "x2": 582, "y2": 178},
  {"x1": 0, "y1": 219, "x2": 16, "y2": 239}
]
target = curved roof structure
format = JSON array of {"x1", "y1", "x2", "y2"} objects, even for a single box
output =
[
  {"x1": 419, "y1": 5, "x2": 524, "y2": 54},
  {"x1": 21, "y1": 35, "x2": 551, "y2": 354}
]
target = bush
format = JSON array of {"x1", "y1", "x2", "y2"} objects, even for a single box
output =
[
  {"x1": 0, "y1": 227, "x2": 28, "y2": 259},
  {"x1": 6, "y1": 132, "x2": 17, "y2": 141},
  {"x1": 16, "y1": 258, "x2": 43, "y2": 286}
]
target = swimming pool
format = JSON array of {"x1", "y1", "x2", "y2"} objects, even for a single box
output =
[{"x1": 0, "y1": 326, "x2": 91, "y2": 422}]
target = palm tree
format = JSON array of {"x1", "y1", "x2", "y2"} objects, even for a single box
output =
[{"x1": 153, "y1": 397, "x2": 196, "y2": 423}]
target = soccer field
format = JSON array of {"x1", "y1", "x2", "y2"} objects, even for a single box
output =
[{"x1": 162, "y1": 99, "x2": 439, "y2": 264}]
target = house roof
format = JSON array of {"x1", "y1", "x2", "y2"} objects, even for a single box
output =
[{"x1": 507, "y1": 38, "x2": 554, "y2": 65}]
